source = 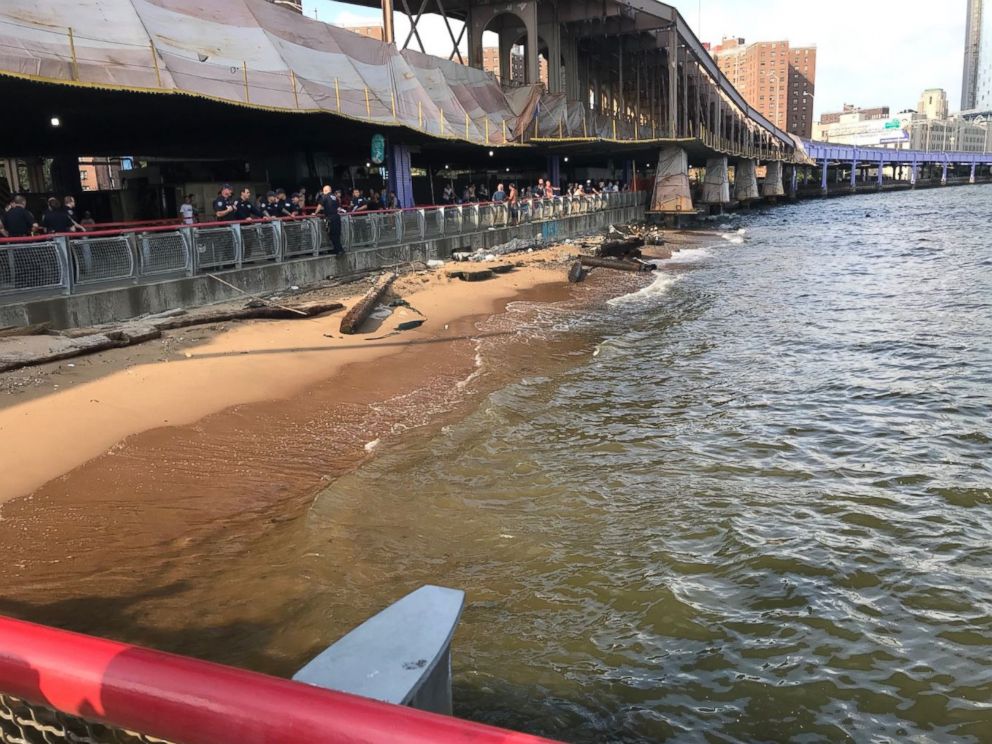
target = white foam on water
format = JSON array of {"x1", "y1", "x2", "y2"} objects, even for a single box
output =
[
  {"x1": 607, "y1": 271, "x2": 681, "y2": 307},
  {"x1": 456, "y1": 341, "x2": 486, "y2": 390},
  {"x1": 719, "y1": 231, "x2": 746, "y2": 245}
]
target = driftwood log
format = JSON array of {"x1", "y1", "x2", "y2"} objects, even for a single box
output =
[
  {"x1": 580, "y1": 257, "x2": 656, "y2": 273},
  {"x1": 340, "y1": 273, "x2": 397, "y2": 334},
  {"x1": 567, "y1": 261, "x2": 587, "y2": 283},
  {"x1": 153, "y1": 300, "x2": 345, "y2": 331},
  {"x1": 597, "y1": 237, "x2": 644, "y2": 259}
]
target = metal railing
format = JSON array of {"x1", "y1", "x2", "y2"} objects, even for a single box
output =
[{"x1": 0, "y1": 193, "x2": 645, "y2": 300}]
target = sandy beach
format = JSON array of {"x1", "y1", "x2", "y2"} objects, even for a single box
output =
[{"x1": 0, "y1": 246, "x2": 588, "y2": 505}]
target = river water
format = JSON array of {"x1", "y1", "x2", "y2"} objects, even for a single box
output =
[
  {"x1": 4, "y1": 187, "x2": 990, "y2": 743},
  {"x1": 306, "y1": 187, "x2": 991, "y2": 741}
]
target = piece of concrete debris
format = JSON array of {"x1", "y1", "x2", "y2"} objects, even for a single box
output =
[
  {"x1": 568, "y1": 261, "x2": 587, "y2": 283},
  {"x1": 580, "y1": 257, "x2": 656, "y2": 273}
]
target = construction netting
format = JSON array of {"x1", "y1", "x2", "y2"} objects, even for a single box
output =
[
  {"x1": 702, "y1": 157, "x2": 730, "y2": 204},
  {"x1": 650, "y1": 147, "x2": 693, "y2": 213},
  {"x1": 0, "y1": 0, "x2": 523, "y2": 145},
  {"x1": 734, "y1": 159, "x2": 760, "y2": 202}
]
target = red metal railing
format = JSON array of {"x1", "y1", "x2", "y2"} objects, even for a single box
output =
[{"x1": 0, "y1": 615, "x2": 558, "y2": 744}]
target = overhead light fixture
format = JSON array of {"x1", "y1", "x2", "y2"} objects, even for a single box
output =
[
  {"x1": 505, "y1": 167, "x2": 510, "y2": 172},
  {"x1": 50, "y1": 116, "x2": 61, "y2": 127},
  {"x1": 564, "y1": 156, "x2": 569, "y2": 162},
  {"x1": 366, "y1": 162, "x2": 371, "y2": 168},
  {"x1": 445, "y1": 164, "x2": 449, "y2": 169}
]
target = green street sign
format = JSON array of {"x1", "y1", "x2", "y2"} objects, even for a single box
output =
[{"x1": 371, "y1": 134, "x2": 386, "y2": 165}]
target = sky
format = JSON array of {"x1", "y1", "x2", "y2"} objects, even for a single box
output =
[{"x1": 302, "y1": 0, "x2": 969, "y2": 119}]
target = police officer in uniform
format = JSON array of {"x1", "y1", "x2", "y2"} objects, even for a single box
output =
[
  {"x1": 213, "y1": 184, "x2": 237, "y2": 221},
  {"x1": 314, "y1": 185, "x2": 344, "y2": 254},
  {"x1": 234, "y1": 187, "x2": 261, "y2": 221},
  {"x1": 274, "y1": 188, "x2": 294, "y2": 218}
]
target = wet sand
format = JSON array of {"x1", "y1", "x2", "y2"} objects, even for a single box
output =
[
  {"x1": 0, "y1": 244, "x2": 657, "y2": 660},
  {"x1": 0, "y1": 249, "x2": 577, "y2": 504}
]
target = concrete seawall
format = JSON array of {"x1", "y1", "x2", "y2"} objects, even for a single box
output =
[{"x1": 0, "y1": 204, "x2": 644, "y2": 330}]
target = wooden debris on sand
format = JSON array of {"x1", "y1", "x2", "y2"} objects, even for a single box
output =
[{"x1": 340, "y1": 273, "x2": 397, "y2": 335}]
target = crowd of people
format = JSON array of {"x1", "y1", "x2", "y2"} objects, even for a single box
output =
[
  {"x1": 3, "y1": 174, "x2": 629, "y2": 245},
  {"x1": 1, "y1": 194, "x2": 93, "y2": 239}
]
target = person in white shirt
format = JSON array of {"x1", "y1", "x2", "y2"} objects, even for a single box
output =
[{"x1": 179, "y1": 194, "x2": 197, "y2": 225}]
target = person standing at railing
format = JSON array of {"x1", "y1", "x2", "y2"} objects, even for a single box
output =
[
  {"x1": 507, "y1": 183, "x2": 519, "y2": 225},
  {"x1": 492, "y1": 183, "x2": 506, "y2": 203},
  {"x1": 234, "y1": 188, "x2": 262, "y2": 221},
  {"x1": 41, "y1": 197, "x2": 83, "y2": 234},
  {"x1": 213, "y1": 184, "x2": 237, "y2": 221},
  {"x1": 275, "y1": 189, "x2": 294, "y2": 218},
  {"x1": 180, "y1": 194, "x2": 196, "y2": 225},
  {"x1": 0, "y1": 195, "x2": 37, "y2": 238},
  {"x1": 289, "y1": 193, "x2": 304, "y2": 216},
  {"x1": 314, "y1": 185, "x2": 345, "y2": 255},
  {"x1": 349, "y1": 188, "x2": 368, "y2": 213},
  {"x1": 387, "y1": 191, "x2": 399, "y2": 209}
]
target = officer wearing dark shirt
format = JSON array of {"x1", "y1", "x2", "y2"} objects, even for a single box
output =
[
  {"x1": 1, "y1": 197, "x2": 36, "y2": 237},
  {"x1": 349, "y1": 189, "x2": 367, "y2": 213},
  {"x1": 315, "y1": 185, "x2": 343, "y2": 254},
  {"x1": 275, "y1": 188, "x2": 293, "y2": 217},
  {"x1": 213, "y1": 184, "x2": 236, "y2": 221},
  {"x1": 234, "y1": 188, "x2": 261, "y2": 220},
  {"x1": 42, "y1": 204, "x2": 75, "y2": 234}
]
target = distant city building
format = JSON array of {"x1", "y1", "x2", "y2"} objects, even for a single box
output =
[
  {"x1": 710, "y1": 37, "x2": 816, "y2": 138},
  {"x1": 814, "y1": 91, "x2": 991, "y2": 153},
  {"x1": 813, "y1": 109, "x2": 913, "y2": 149},
  {"x1": 347, "y1": 25, "x2": 386, "y2": 42},
  {"x1": 910, "y1": 116, "x2": 992, "y2": 152},
  {"x1": 819, "y1": 104, "x2": 889, "y2": 126},
  {"x1": 917, "y1": 88, "x2": 949, "y2": 120},
  {"x1": 266, "y1": 0, "x2": 302, "y2": 13},
  {"x1": 962, "y1": 0, "x2": 983, "y2": 109},
  {"x1": 78, "y1": 156, "x2": 122, "y2": 191},
  {"x1": 482, "y1": 46, "x2": 548, "y2": 85}
]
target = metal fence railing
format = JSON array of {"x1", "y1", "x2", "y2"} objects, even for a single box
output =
[{"x1": 0, "y1": 192, "x2": 645, "y2": 301}]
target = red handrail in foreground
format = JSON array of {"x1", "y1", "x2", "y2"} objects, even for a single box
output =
[{"x1": 0, "y1": 615, "x2": 559, "y2": 744}]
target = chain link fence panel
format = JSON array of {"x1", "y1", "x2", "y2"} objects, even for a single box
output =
[
  {"x1": 71, "y1": 236, "x2": 135, "y2": 285},
  {"x1": 239, "y1": 223, "x2": 279, "y2": 264},
  {"x1": 0, "y1": 242, "x2": 66, "y2": 295},
  {"x1": 0, "y1": 693, "x2": 172, "y2": 744},
  {"x1": 193, "y1": 226, "x2": 239, "y2": 269},
  {"x1": 137, "y1": 231, "x2": 190, "y2": 277}
]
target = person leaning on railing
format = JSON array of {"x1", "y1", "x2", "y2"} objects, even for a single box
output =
[{"x1": 314, "y1": 185, "x2": 345, "y2": 255}]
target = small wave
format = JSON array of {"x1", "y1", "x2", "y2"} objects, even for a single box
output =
[
  {"x1": 719, "y1": 229, "x2": 747, "y2": 245},
  {"x1": 607, "y1": 271, "x2": 680, "y2": 306}
]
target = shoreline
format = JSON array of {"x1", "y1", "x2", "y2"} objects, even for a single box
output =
[
  {"x1": 0, "y1": 241, "x2": 660, "y2": 658},
  {"x1": 0, "y1": 247, "x2": 591, "y2": 505}
]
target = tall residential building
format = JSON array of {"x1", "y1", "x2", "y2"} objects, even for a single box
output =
[
  {"x1": 482, "y1": 47, "x2": 548, "y2": 85},
  {"x1": 962, "y1": 0, "x2": 983, "y2": 109},
  {"x1": 917, "y1": 88, "x2": 949, "y2": 120},
  {"x1": 711, "y1": 37, "x2": 816, "y2": 138}
]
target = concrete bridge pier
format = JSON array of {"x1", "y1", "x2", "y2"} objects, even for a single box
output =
[
  {"x1": 787, "y1": 165, "x2": 799, "y2": 199},
  {"x1": 850, "y1": 158, "x2": 858, "y2": 193},
  {"x1": 941, "y1": 161, "x2": 949, "y2": 185},
  {"x1": 876, "y1": 162, "x2": 884, "y2": 190},
  {"x1": 761, "y1": 161, "x2": 785, "y2": 200},
  {"x1": 735, "y1": 159, "x2": 759, "y2": 205},
  {"x1": 701, "y1": 157, "x2": 730, "y2": 211},
  {"x1": 820, "y1": 158, "x2": 829, "y2": 195},
  {"x1": 650, "y1": 147, "x2": 693, "y2": 215},
  {"x1": 910, "y1": 162, "x2": 918, "y2": 188},
  {"x1": 971, "y1": 163, "x2": 977, "y2": 184}
]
